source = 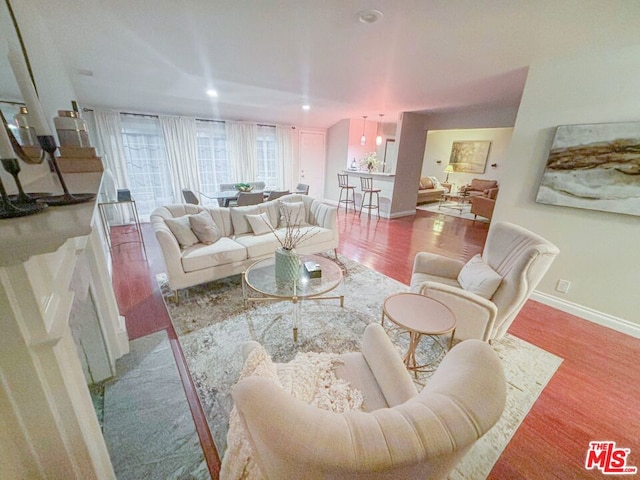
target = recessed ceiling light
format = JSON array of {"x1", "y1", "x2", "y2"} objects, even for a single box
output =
[
  {"x1": 356, "y1": 9, "x2": 383, "y2": 24},
  {"x1": 206, "y1": 89, "x2": 218, "y2": 98},
  {"x1": 302, "y1": 105, "x2": 310, "y2": 111}
]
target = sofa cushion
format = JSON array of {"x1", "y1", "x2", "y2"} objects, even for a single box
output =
[
  {"x1": 230, "y1": 205, "x2": 262, "y2": 235},
  {"x1": 246, "y1": 212, "x2": 274, "y2": 235},
  {"x1": 181, "y1": 238, "x2": 247, "y2": 272},
  {"x1": 189, "y1": 210, "x2": 222, "y2": 245},
  {"x1": 234, "y1": 233, "x2": 282, "y2": 258},
  {"x1": 165, "y1": 215, "x2": 199, "y2": 248},
  {"x1": 457, "y1": 254, "x2": 503, "y2": 299},
  {"x1": 279, "y1": 201, "x2": 307, "y2": 228}
]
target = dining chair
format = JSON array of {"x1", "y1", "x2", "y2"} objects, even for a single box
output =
[
  {"x1": 181, "y1": 189, "x2": 199, "y2": 205},
  {"x1": 295, "y1": 183, "x2": 310, "y2": 195},
  {"x1": 267, "y1": 190, "x2": 290, "y2": 201},
  {"x1": 236, "y1": 191, "x2": 265, "y2": 206}
]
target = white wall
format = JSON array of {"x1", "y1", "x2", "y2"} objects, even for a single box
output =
[
  {"x1": 494, "y1": 43, "x2": 640, "y2": 334},
  {"x1": 422, "y1": 127, "x2": 513, "y2": 190}
]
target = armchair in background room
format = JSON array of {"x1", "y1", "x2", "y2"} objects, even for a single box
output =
[
  {"x1": 410, "y1": 221, "x2": 559, "y2": 342},
  {"x1": 459, "y1": 178, "x2": 499, "y2": 198},
  {"x1": 470, "y1": 186, "x2": 499, "y2": 220}
]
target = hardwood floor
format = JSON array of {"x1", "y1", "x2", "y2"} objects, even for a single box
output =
[{"x1": 110, "y1": 209, "x2": 640, "y2": 479}]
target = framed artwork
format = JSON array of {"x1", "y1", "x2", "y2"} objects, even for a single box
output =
[
  {"x1": 449, "y1": 141, "x2": 491, "y2": 173},
  {"x1": 536, "y1": 122, "x2": 640, "y2": 217}
]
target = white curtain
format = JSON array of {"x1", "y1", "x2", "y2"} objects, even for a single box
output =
[
  {"x1": 275, "y1": 126, "x2": 294, "y2": 190},
  {"x1": 226, "y1": 121, "x2": 257, "y2": 182},
  {"x1": 92, "y1": 110, "x2": 130, "y2": 223},
  {"x1": 160, "y1": 116, "x2": 201, "y2": 203}
]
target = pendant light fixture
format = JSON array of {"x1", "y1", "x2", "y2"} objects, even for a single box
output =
[
  {"x1": 360, "y1": 115, "x2": 367, "y2": 145},
  {"x1": 375, "y1": 113, "x2": 384, "y2": 146}
]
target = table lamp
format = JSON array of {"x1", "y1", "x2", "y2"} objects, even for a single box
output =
[{"x1": 443, "y1": 164, "x2": 454, "y2": 182}]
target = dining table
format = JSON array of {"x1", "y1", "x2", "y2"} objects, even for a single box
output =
[{"x1": 201, "y1": 188, "x2": 307, "y2": 207}]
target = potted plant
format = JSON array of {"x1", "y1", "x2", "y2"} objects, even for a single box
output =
[
  {"x1": 234, "y1": 183, "x2": 253, "y2": 192},
  {"x1": 360, "y1": 152, "x2": 381, "y2": 173}
]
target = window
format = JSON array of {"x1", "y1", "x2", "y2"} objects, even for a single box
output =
[
  {"x1": 120, "y1": 115, "x2": 173, "y2": 218},
  {"x1": 195, "y1": 120, "x2": 232, "y2": 194},
  {"x1": 256, "y1": 125, "x2": 279, "y2": 188}
]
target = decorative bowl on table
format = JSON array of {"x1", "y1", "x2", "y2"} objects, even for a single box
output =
[{"x1": 234, "y1": 183, "x2": 253, "y2": 192}]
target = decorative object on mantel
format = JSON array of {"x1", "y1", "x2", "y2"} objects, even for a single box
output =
[
  {"x1": 0, "y1": 116, "x2": 48, "y2": 218},
  {"x1": 360, "y1": 151, "x2": 380, "y2": 173},
  {"x1": 8, "y1": 46, "x2": 95, "y2": 207},
  {"x1": 536, "y1": 122, "x2": 640, "y2": 217},
  {"x1": 449, "y1": 140, "x2": 491, "y2": 174},
  {"x1": 234, "y1": 182, "x2": 253, "y2": 192}
]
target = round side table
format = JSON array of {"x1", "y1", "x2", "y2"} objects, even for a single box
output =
[{"x1": 381, "y1": 293, "x2": 456, "y2": 376}]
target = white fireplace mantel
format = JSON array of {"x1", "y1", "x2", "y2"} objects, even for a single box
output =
[{"x1": 0, "y1": 172, "x2": 128, "y2": 479}]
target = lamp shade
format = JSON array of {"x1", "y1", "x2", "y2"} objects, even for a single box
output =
[{"x1": 444, "y1": 165, "x2": 454, "y2": 173}]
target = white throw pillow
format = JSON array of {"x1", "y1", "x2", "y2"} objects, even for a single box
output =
[
  {"x1": 230, "y1": 205, "x2": 262, "y2": 235},
  {"x1": 279, "y1": 201, "x2": 307, "y2": 228},
  {"x1": 189, "y1": 210, "x2": 222, "y2": 245},
  {"x1": 165, "y1": 215, "x2": 199, "y2": 248},
  {"x1": 457, "y1": 254, "x2": 503, "y2": 299},
  {"x1": 428, "y1": 176, "x2": 442, "y2": 189},
  {"x1": 246, "y1": 212, "x2": 274, "y2": 235}
]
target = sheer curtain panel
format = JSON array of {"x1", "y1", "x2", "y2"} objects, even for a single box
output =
[
  {"x1": 226, "y1": 121, "x2": 257, "y2": 183},
  {"x1": 92, "y1": 110, "x2": 130, "y2": 224},
  {"x1": 160, "y1": 116, "x2": 201, "y2": 203}
]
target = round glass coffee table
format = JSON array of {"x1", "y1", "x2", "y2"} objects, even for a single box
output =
[
  {"x1": 381, "y1": 293, "x2": 456, "y2": 376},
  {"x1": 242, "y1": 254, "x2": 344, "y2": 341}
]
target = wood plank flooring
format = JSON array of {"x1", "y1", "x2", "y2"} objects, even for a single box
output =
[{"x1": 110, "y1": 209, "x2": 640, "y2": 479}]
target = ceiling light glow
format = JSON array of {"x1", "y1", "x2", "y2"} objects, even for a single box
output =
[
  {"x1": 302, "y1": 105, "x2": 310, "y2": 111},
  {"x1": 206, "y1": 89, "x2": 218, "y2": 98}
]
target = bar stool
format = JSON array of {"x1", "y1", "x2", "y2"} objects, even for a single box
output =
[
  {"x1": 359, "y1": 176, "x2": 381, "y2": 218},
  {"x1": 337, "y1": 173, "x2": 356, "y2": 213}
]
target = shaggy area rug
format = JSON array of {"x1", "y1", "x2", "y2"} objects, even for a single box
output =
[{"x1": 158, "y1": 253, "x2": 562, "y2": 479}]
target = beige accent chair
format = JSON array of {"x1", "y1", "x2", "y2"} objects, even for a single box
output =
[
  {"x1": 470, "y1": 187, "x2": 499, "y2": 220},
  {"x1": 232, "y1": 323, "x2": 506, "y2": 479},
  {"x1": 410, "y1": 221, "x2": 559, "y2": 342}
]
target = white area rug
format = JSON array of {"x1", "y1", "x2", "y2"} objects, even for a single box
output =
[
  {"x1": 158, "y1": 254, "x2": 561, "y2": 479},
  {"x1": 417, "y1": 201, "x2": 490, "y2": 223}
]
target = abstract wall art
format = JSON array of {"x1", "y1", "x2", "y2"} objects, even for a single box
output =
[{"x1": 536, "y1": 122, "x2": 640, "y2": 217}]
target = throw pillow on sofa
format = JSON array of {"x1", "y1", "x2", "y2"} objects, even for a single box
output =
[
  {"x1": 279, "y1": 201, "x2": 307, "y2": 228},
  {"x1": 165, "y1": 215, "x2": 199, "y2": 248},
  {"x1": 189, "y1": 210, "x2": 222, "y2": 245},
  {"x1": 246, "y1": 212, "x2": 274, "y2": 235},
  {"x1": 457, "y1": 254, "x2": 503, "y2": 299},
  {"x1": 230, "y1": 205, "x2": 262, "y2": 235},
  {"x1": 420, "y1": 177, "x2": 434, "y2": 190}
]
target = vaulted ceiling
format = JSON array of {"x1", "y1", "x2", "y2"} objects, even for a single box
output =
[{"x1": 20, "y1": 0, "x2": 640, "y2": 128}]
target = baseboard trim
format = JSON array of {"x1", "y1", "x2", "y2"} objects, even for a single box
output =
[{"x1": 531, "y1": 291, "x2": 640, "y2": 339}]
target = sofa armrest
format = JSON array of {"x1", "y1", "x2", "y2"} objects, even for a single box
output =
[
  {"x1": 154, "y1": 229, "x2": 186, "y2": 289},
  {"x1": 310, "y1": 201, "x2": 337, "y2": 231},
  {"x1": 413, "y1": 252, "x2": 465, "y2": 279},
  {"x1": 417, "y1": 282, "x2": 497, "y2": 341},
  {"x1": 361, "y1": 324, "x2": 417, "y2": 406}
]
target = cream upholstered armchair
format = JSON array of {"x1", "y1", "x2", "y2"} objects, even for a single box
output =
[
  {"x1": 229, "y1": 323, "x2": 506, "y2": 480},
  {"x1": 411, "y1": 221, "x2": 559, "y2": 342}
]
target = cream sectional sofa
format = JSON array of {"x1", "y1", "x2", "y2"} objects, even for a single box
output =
[{"x1": 151, "y1": 194, "x2": 338, "y2": 292}]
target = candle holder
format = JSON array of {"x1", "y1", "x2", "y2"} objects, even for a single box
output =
[
  {"x1": 36, "y1": 135, "x2": 95, "y2": 206},
  {"x1": 0, "y1": 169, "x2": 47, "y2": 219}
]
